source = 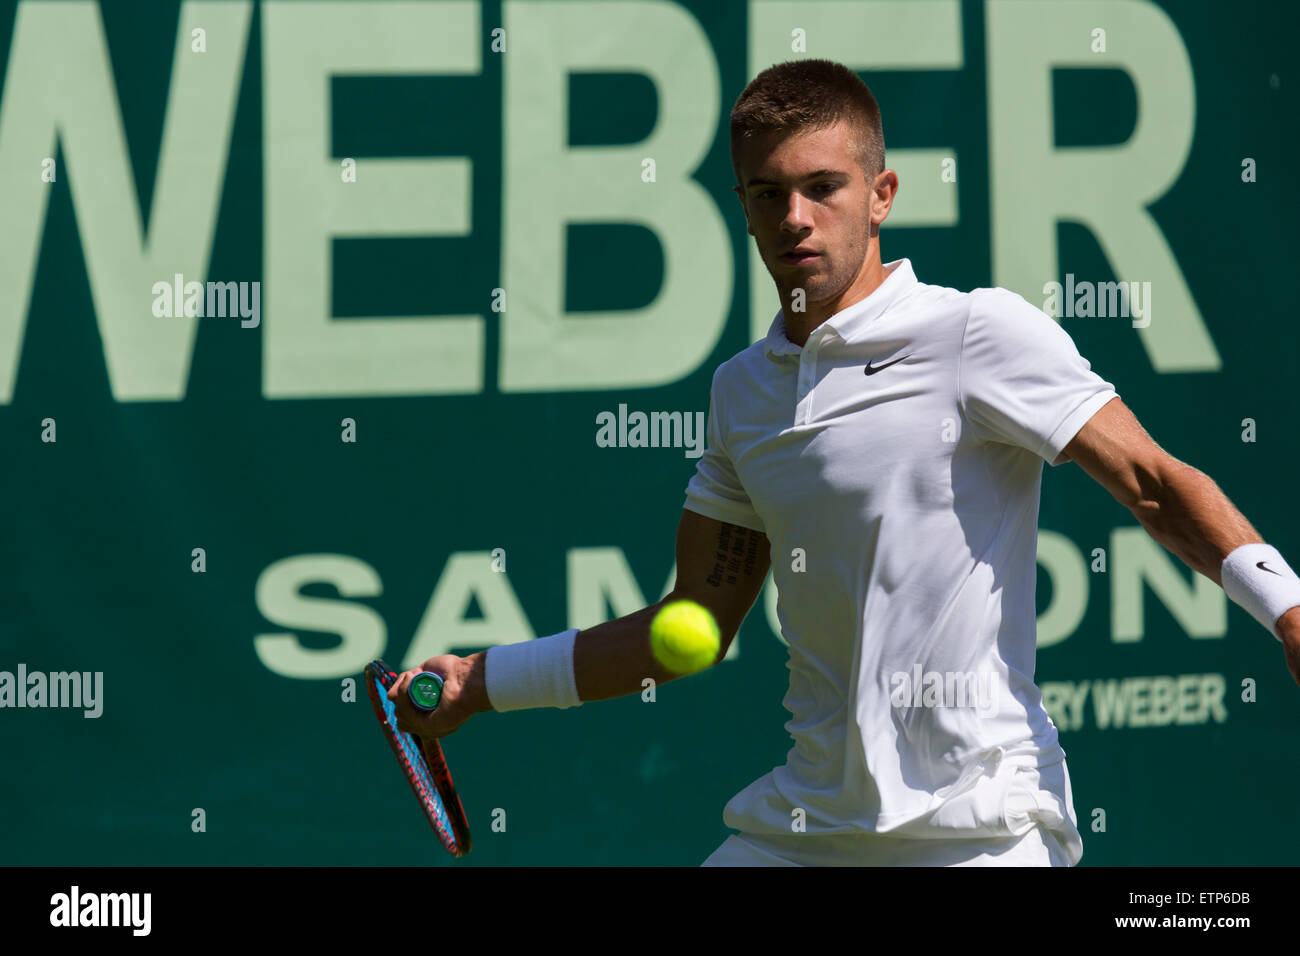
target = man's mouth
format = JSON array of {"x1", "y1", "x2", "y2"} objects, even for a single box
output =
[{"x1": 780, "y1": 250, "x2": 820, "y2": 264}]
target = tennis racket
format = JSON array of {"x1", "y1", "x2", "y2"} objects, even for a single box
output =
[{"x1": 364, "y1": 659, "x2": 472, "y2": 857}]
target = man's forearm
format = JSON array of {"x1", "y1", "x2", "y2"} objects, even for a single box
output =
[
  {"x1": 1136, "y1": 458, "x2": 1263, "y2": 584},
  {"x1": 462, "y1": 601, "x2": 700, "y2": 715},
  {"x1": 463, "y1": 514, "x2": 768, "y2": 715},
  {"x1": 571, "y1": 602, "x2": 689, "y2": 701}
]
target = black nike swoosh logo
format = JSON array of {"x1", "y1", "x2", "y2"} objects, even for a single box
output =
[
  {"x1": 864, "y1": 355, "x2": 909, "y2": 375},
  {"x1": 1257, "y1": 561, "x2": 1281, "y2": 575}
]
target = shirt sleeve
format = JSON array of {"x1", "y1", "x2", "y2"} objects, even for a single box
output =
[
  {"x1": 960, "y1": 288, "x2": 1120, "y2": 466},
  {"x1": 683, "y1": 365, "x2": 766, "y2": 532}
]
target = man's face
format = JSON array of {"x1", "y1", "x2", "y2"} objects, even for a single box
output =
[{"x1": 734, "y1": 120, "x2": 876, "y2": 304}]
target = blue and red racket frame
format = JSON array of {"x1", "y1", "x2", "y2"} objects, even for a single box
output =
[{"x1": 365, "y1": 660, "x2": 472, "y2": 857}]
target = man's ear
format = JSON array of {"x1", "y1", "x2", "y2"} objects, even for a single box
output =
[
  {"x1": 871, "y1": 170, "x2": 899, "y2": 227},
  {"x1": 733, "y1": 186, "x2": 754, "y2": 237}
]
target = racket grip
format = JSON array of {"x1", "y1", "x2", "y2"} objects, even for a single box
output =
[{"x1": 408, "y1": 672, "x2": 444, "y2": 711}]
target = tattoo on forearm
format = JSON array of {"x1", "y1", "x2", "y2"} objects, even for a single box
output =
[{"x1": 706, "y1": 523, "x2": 761, "y2": 588}]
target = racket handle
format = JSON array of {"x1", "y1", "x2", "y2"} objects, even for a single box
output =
[{"x1": 408, "y1": 671, "x2": 444, "y2": 711}]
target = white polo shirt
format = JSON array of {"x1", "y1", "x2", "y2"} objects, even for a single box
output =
[{"x1": 684, "y1": 259, "x2": 1118, "y2": 865}]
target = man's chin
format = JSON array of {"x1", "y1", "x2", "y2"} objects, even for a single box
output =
[{"x1": 773, "y1": 272, "x2": 829, "y2": 295}]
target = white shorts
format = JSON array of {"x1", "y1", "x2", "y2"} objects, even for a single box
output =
[{"x1": 701, "y1": 823, "x2": 1073, "y2": 866}]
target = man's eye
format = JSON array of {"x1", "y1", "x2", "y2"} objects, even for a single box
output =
[
  {"x1": 816, "y1": 183, "x2": 837, "y2": 194},
  {"x1": 758, "y1": 190, "x2": 778, "y2": 200}
]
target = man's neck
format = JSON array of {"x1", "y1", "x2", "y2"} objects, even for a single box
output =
[{"x1": 781, "y1": 254, "x2": 895, "y2": 347}]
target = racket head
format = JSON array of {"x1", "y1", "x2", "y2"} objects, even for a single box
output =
[{"x1": 365, "y1": 660, "x2": 472, "y2": 857}]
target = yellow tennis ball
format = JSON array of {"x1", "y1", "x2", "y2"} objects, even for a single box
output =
[{"x1": 650, "y1": 600, "x2": 721, "y2": 675}]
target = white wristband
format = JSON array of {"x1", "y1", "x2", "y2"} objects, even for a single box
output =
[
  {"x1": 1221, "y1": 544, "x2": 1300, "y2": 642},
  {"x1": 484, "y1": 629, "x2": 582, "y2": 712}
]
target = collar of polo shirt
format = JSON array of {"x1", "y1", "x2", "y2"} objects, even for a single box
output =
[{"x1": 763, "y1": 258, "x2": 917, "y2": 361}]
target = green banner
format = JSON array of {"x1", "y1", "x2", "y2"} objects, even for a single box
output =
[{"x1": 1, "y1": 0, "x2": 1296, "y2": 866}]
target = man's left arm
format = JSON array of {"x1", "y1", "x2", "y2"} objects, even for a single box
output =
[{"x1": 1058, "y1": 396, "x2": 1300, "y2": 685}]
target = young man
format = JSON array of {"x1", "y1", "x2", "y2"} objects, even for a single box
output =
[{"x1": 389, "y1": 59, "x2": 1300, "y2": 866}]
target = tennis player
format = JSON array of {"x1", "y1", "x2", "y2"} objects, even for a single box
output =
[{"x1": 390, "y1": 59, "x2": 1300, "y2": 866}]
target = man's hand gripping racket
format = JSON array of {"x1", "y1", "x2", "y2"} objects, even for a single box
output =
[{"x1": 365, "y1": 656, "x2": 475, "y2": 857}]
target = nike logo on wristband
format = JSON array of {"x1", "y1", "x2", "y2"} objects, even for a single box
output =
[{"x1": 1257, "y1": 561, "x2": 1282, "y2": 575}]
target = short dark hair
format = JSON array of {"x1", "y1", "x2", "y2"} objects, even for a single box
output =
[{"x1": 730, "y1": 59, "x2": 885, "y2": 189}]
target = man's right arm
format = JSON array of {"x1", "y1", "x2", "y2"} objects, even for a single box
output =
[
  {"x1": 570, "y1": 509, "x2": 770, "y2": 702},
  {"x1": 401, "y1": 489, "x2": 767, "y2": 732}
]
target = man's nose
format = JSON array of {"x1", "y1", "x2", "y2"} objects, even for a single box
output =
[{"x1": 781, "y1": 192, "x2": 814, "y2": 232}]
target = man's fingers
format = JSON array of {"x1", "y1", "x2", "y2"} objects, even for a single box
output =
[
  {"x1": 389, "y1": 671, "x2": 421, "y2": 732},
  {"x1": 386, "y1": 664, "x2": 461, "y2": 737},
  {"x1": 387, "y1": 670, "x2": 417, "y2": 702}
]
